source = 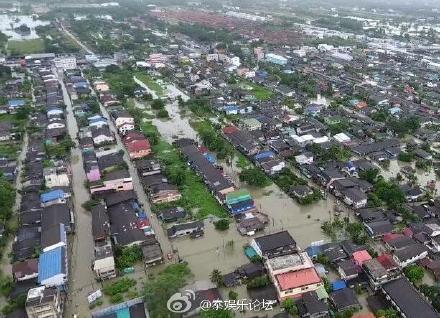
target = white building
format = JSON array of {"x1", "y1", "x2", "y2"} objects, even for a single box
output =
[
  {"x1": 26, "y1": 286, "x2": 63, "y2": 318},
  {"x1": 54, "y1": 57, "x2": 77, "y2": 70}
]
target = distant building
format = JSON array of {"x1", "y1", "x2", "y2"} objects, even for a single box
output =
[
  {"x1": 265, "y1": 53, "x2": 288, "y2": 65},
  {"x1": 54, "y1": 57, "x2": 77, "y2": 70}
]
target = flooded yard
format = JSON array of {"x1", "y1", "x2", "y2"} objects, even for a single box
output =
[{"x1": 0, "y1": 15, "x2": 49, "y2": 40}]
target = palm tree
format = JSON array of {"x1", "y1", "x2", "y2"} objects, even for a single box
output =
[{"x1": 210, "y1": 269, "x2": 223, "y2": 287}]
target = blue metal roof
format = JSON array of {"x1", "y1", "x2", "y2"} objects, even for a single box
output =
[
  {"x1": 38, "y1": 246, "x2": 66, "y2": 283},
  {"x1": 40, "y1": 189, "x2": 65, "y2": 203},
  {"x1": 331, "y1": 280, "x2": 347, "y2": 291}
]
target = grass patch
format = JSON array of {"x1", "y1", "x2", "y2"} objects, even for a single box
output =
[
  {"x1": 140, "y1": 121, "x2": 227, "y2": 219},
  {"x1": 7, "y1": 39, "x2": 45, "y2": 55},
  {"x1": 240, "y1": 81, "x2": 273, "y2": 100},
  {"x1": 134, "y1": 72, "x2": 164, "y2": 96}
]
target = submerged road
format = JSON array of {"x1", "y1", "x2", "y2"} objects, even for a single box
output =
[{"x1": 58, "y1": 71, "x2": 99, "y2": 318}]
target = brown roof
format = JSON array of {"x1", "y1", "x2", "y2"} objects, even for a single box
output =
[{"x1": 12, "y1": 258, "x2": 38, "y2": 278}]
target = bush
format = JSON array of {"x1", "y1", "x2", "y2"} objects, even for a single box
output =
[
  {"x1": 246, "y1": 275, "x2": 270, "y2": 289},
  {"x1": 239, "y1": 167, "x2": 271, "y2": 188},
  {"x1": 103, "y1": 278, "x2": 136, "y2": 296},
  {"x1": 82, "y1": 199, "x2": 100, "y2": 211},
  {"x1": 110, "y1": 293, "x2": 124, "y2": 304},
  {"x1": 214, "y1": 219, "x2": 229, "y2": 231},
  {"x1": 151, "y1": 99, "x2": 165, "y2": 110},
  {"x1": 157, "y1": 109, "x2": 169, "y2": 118},
  {"x1": 115, "y1": 246, "x2": 143, "y2": 270}
]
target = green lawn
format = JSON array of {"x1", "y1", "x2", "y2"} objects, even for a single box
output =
[
  {"x1": 140, "y1": 121, "x2": 227, "y2": 219},
  {"x1": 239, "y1": 81, "x2": 274, "y2": 101},
  {"x1": 7, "y1": 39, "x2": 45, "y2": 55},
  {"x1": 249, "y1": 83, "x2": 274, "y2": 100},
  {"x1": 134, "y1": 72, "x2": 164, "y2": 96}
]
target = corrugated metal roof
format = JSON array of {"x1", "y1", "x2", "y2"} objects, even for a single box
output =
[{"x1": 38, "y1": 246, "x2": 65, "y2": 283}]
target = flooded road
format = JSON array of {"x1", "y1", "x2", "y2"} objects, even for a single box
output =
[{"x1": 58, "y1": 73, "x2": 99, "y2": 318}]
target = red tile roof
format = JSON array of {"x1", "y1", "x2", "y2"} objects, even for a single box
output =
[
  {"x1": 382, "y1": 233, "x2": 404, "y2": 243},
  {"x1": 377, "y1": 253, "x2": 398, "y2": 271},
  {"x1": 352, "y1": 250, "x2": 372, "y2": 266},
  {"x1": 125, "y1": 139, "x2": 151, "y2": 153},
  {"x1": 223, "y1": 125, "x2": 239, "y2": 135},
  {"x1": 276, "y1": 268, "x2": 321, "y2": 291}
]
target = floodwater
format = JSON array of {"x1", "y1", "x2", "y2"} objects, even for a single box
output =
[
  {"x1": 58, "y1": 72, "x2": 98, "y2": 318},
  {"x1": 145, "y1": 86, "x2": 335, "y2": 281},
  {"x1": 0, "y1": 15, "x2": 49, "y2": 40},
  {"x1": 381, "y1": 159, "x2": 440, "y2": 192}
]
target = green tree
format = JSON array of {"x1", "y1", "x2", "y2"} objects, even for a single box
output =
[
  {"x1": 282, "y1": 298, "x2": 298, "y2": 316},
  {"x1": 228, "y1": 290, "x2": 238, "y2": 300},
  {"x1": 210, "y1": 269, "x2": 223, "y2": 287},
  {"x1": 404, "y1": 264, "x2": 424, "y2": 284},
  {"x1": 239, "y1": 168, "x2": 271, "y2": 187},
  {"x1": 144, "y1": 264, "x2": 192, "y2": 317},
  {"x1": 214, "y1": 219, "x2": 230, "y2": 231},
  {"x1": 200, "y1": 309, "x2": 234, "y2": 318},
  {"x1": 151, "y1": 99, "x2": 165, "y2": 110},
  {"x1": 376, "y1": 308, "x2": 398, "y2": 318}
]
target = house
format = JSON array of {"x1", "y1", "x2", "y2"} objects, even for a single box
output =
[
  {"x1": 329, "y1": 288, "x2": 360, "y2": 312},
  {"x1": 149, "y1": 183, "x2": 182, "y2": 204},
  {"x1": 250, "y1": 231, "x2": 297, "y2": 259},
  {"x1": 40, "y1": 189, "x2": 69, "y2": 207},
  {"x1": 352, "y1": 250, "x2": 372, "y2": 267},
  {"x1": 392, "y1": 244, "x2": 428, "y2": 267},
  {"x1": 337, "y1": 260, "x2": 358, "y2": 281},
  {"x1": 295, "y1": 153, "x2": 314, "y2": 165},
  {"x1": 290, "y1": 185, "x2": 313, "y2": 199},
  {"x1": 41, "y1": 223, "x2": 67, "y2": 252},
  {"x1": 93, "y1": 243, "x2": 116, "y2": 280},
  {"x1": 111, "y1": 111, "x2": 135, "y2": 135},
  {"x1": 261, "y1": 159, "x2": 286, "y2": 175},
  {"x1": 135, "y1": 159, "x2": 161, "y2": 176},
  {"x1": 363, "y1": 258, "x2": 397, "y2": 290},
  {"x1": 12, "y1": 259, "x2": 39, "y2": 282},
  {"x1": 274, "y1": 266, "x2": 323, "y2": 301},
  {"x1": 142, "y1": 243, "x2": 163, "y2": 267},
  {"x1": 91, "y1": 204, "x2": 110, "y2": 243},
  {"x1": 25, "y1": 286, "x2": 63, "y2": 318},
  {"x1": 44, "y1": 169, "x2": 70, "y2": 188},
  {"x1": 382, "y1": 278, "x2": 438, "y2": 318},
  {"x1": 38, "y1": 246, "x2": 67, "y2": 287},
  {"x1": 158, "y1": 207, "x2": 186, "y2": 223},
  {"x1": 42, "y1": 205, "x2": 73, "y2": 233},
  {"x1": 167, "y1": 221, "x2": 204, "y2": 239},
  {"x1": 89, "y1": 169, "x2": 133, "y2": 194},
  {"x1": 123, "y1": 132, "x2": 151, "y2": 159},
  {"x1": 91, "y1": 126, "x2": 115, "y2": 146},
  {"x1": 296, "y1": 291, "x2": 329, "y2": 318}
]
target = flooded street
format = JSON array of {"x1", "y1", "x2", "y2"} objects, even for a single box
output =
[{"x1": 59, "y1": 73, "x2": 98, "y2": 318}]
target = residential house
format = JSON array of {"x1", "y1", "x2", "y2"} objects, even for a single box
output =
[
  {"x1": 167, "y1": 221, "x2": 204, "y2": 239},
  {"x1": 25, "y1": 286, "x2": 63, "y2": 318},
  {"x1": 250, "y1": 231, "x2": 297, "y2": 259}
]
